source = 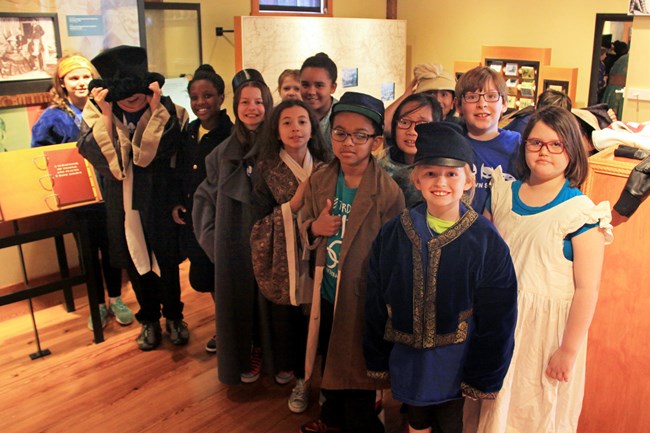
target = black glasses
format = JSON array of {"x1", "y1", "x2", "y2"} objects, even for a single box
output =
[
  {"x1": 331, "y1": 128, "x2": 376, "y2": 145},
  {"x1": 525, "y1": 139, "x2": 566, "y2": 154},
  {"x1": 462, "y1": 91, "x2": 501, "y2": 103},
  {"x1": 396, "y1": 118, "x2": 429, "y2": 130}
]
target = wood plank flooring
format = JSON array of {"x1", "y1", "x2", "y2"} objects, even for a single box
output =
[{"x1": 0, "y1": 261, "x2": 403, "y2": 433}]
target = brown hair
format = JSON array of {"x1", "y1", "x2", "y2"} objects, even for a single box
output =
[
  {"x1": 516, "y1": 105, "x2": 588, "y2": 187},
  {"x1": 258, "y1": 99, "x2": 331, "y2": 163},
  {"x1": 232, "y1": 80, "x2": 274, "y2": 147},
  {"x1": 455, "y1": 66, "x2": 506, "y2": 108}
]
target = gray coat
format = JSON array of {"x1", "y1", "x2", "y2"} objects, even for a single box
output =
[{"x1": 193, "y1": 133, "x2": 271, "y2": 385}]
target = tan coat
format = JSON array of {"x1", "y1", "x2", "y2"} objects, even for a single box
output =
[{"x1": 299, "y1": 157, "x2": 405, "y2": 390}]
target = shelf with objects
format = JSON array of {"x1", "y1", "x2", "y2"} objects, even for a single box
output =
[{"x1": 0, "y1": 142, "x2": 105, "y2": 356}]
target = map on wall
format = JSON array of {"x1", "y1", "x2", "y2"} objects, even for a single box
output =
[{"x1": 238, "y1": 16, "x2": 407, "y2": 105}]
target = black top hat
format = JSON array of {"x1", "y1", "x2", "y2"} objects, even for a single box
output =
[
  {"x1": 413, "y1": 122, "x2": 473, "y2": 167},
  {"x1": 88, "y1": 45, "x2": 165, "y2": 102},
  {"x1": 232, "y1": 68, "x2": 265, "y2": 92},
  {"x1": 331, "y1": 92, "x2": 384, "y2": 130}
]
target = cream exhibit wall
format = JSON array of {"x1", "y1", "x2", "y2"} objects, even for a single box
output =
[
  {"x1": 236, "y1": 16, "x2": 406, "y2": 104},
  {"x1": 624, "y1": 16, "x2": 650, "y2": 122}
]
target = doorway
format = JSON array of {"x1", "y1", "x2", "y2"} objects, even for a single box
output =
[{"x1": 588, "y1": 13, "x2": 633, "y2": 106}]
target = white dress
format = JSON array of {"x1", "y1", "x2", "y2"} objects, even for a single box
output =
[{"x1": 474, "y1": 169, "x2": 612, "y2": 433}]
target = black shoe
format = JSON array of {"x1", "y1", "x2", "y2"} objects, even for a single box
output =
[
  {"x1": 136, "y1": 321, "x2": 162, "y2": 351},
  {"x1": 165, "y1": 319, "x2": 189, "y2": 345},
  {"x1": 205, "y1": 335, "x2": 217, "y2": 353}
]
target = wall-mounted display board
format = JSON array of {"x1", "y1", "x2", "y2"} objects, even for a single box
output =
[
  {"x1": 235, "y1": 16, "x2": 406, "y2": 104},
  {"x1": 481, "y1": 46, "x2": 552, "y2": 114},
  {"x1": 0, "y1": 142, "x2": 101, "y2": 222}
]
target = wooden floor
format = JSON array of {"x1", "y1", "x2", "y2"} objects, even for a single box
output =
[{"x1": 0, "y1": 261, "x2": 403, "y2": 433}]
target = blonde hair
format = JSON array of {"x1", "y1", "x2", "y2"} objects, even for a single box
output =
[
  {"x1": 410, "y1": 164, "x2": 476, "y2": 204},
  {"x1": 49, "y1": 54, "x2": 99, "y2": 115}
]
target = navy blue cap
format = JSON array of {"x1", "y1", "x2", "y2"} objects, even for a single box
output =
[{"x1": 413, "y1": 122, "x2": 473, "y2": 167}]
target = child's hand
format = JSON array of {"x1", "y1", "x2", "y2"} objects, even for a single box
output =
[
  {"x1": 171, "y1": 205, "x2": 187, "y2": 225},
  {"x1": 311, "y1": 199, "x2": 342, "y2": 237},
  {"x1": 545, "y1": 346, "x2": 577, "y2": 382},
  {"x1": 289, "y1": 181, "x2": 308, "y2": 214},
  {"x1": 91, "y1": 87, "x2": 111, "y2": 114},
  {"x1": 147, "y1": 81, "x2": 161, "y2": 112}
]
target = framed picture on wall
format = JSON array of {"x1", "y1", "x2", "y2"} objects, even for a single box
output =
[
  {"x1": 0, "y1": 13, "x2": 61, "y2": 96},
  {"x1": 543, "y1": 79, "x2": 569, "y2": 95}
]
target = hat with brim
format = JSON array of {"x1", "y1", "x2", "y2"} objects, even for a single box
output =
[
  {"x1": 412, "y1": 122, "x2": 473, "y2": 167},
  {"x1": 88, "y1": 45, "x2": 164, "y2": 102},
  {"x1": 413, "y1": 64, "x2": 456, "y2": 93},
  {"x1": 331, "y1": 91, "x2": 384, "y2": 129}
]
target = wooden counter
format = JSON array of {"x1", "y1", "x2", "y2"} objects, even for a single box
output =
[{"x1": 578, "y1": 147, "x2": 650, "y2": 433}]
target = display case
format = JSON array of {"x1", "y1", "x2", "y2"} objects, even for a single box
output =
[{"x1": 481, "y1": 46, "x2": 552, "y2": 114}]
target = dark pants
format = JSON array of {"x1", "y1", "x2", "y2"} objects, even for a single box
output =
[
  {"x1": 188, "y1": 250, "x2": 214, "y2": 294},
  {"x1": 127, "y1": 262, "x2": 183, "y2": 322},
  {"x1": 268, "y1": 302, "x2": 308, "y2": 377},
  {"x1": 73, "y1": 208, "x2": 123, "y2": 304},
  {"x1": 319, "y1": 298, "x2": 384, "y2": 433},
  {"x1": 86, "y1": 213, "x2": 122, "y2": 303},
  {"x1": 406, "y1": 399, "x2": 464, "y2": 433}
]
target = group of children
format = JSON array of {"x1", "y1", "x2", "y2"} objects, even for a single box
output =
[{"x1": 53, "y1": 44, "x2": 612, "y2": 433}]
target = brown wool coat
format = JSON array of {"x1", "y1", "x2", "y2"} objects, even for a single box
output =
[{"x1": 299, "y1": 157, "x2": 405, "y2": 390}]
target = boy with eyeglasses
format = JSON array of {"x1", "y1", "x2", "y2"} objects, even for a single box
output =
[
  {"x1": 455, "y1": 66, "x2": 520, "y2": 213},
  {"x1": 299, "y1": 91, "x2": 405, "y2": 433}
]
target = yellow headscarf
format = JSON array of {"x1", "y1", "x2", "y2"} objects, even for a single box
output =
[{"x1": 57, "y1": 55, "x2": 93, "y2": 79}]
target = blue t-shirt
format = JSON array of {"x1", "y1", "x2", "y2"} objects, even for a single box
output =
[
  {"x1": 467, "y1": 129, "x2": 520, "y2": 213},
  {"x1": 321, "y1": 170, "x2": 357, "y2": 303}
]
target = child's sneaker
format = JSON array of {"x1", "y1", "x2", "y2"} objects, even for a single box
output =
[
  {"x1": 299, "y1": 419, "x2": 341, "y2": 433},
  {"x1": 109, "y1": 297, "x2": 134, "y2": 325},
  {"x1": 165, "y1": 319, "x2": 190, "y2": 345},
  {"x1": 87, "y1": 304, "x2": 108, "y2": 330},
  {"x1": 240, "y1": 346, "x2": 262, "y2": 383},
  {"x1": 288, "y1": 378, "x2": 310, "y2": 413},
  {"x1": 275, "y1": 370, "x2": 295, "y2": 385},
  {"x1": 205, "y1": 335, "x2": 217, "y2": 353},
  {"x1": 136, "y1": 320, "x2": 162, "y2": 351}
]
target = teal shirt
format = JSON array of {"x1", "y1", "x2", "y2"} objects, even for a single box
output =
[{"x1": 321, "y1": 170, "x2": 357, "y2": 303}]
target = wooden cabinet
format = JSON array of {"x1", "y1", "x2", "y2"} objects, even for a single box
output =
[{"x1": 578, "y1": 147, "x2": 650, "y2": 433}]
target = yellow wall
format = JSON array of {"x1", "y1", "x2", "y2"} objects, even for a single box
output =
[{"x1": 399, "y1": 0, "x2": 630, "y2": 108}]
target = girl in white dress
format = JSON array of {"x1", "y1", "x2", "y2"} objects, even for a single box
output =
[{"x1": 475, "y1": 106, "x2": 613, "y2": 433}]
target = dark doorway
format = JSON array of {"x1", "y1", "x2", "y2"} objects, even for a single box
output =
[{"x1": 588, "y1": 13, "x2": 633, "y2": 106}]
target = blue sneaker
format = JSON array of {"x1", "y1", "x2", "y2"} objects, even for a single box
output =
[{"x1": 87, "y1": 304, "x2": 108, "y2": 330}]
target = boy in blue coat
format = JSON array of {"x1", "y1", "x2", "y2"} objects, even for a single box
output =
[{"x1": 363, "y1": 122, "x2": 518, "y2": 433}]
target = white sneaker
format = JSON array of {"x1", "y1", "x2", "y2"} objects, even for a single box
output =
[
  {"x1": 275, "y1": 370, "x2": 295, "y2": 385},
  {"x1": 288, "y1": 378, "x2": 310, "y2": 413}
]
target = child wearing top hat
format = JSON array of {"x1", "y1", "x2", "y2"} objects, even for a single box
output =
[
  {"x1": 298, "y1": 92, "x2": 405, "y2": 433},
  {"x1": 77, "y1": 45, "x2": 190, "y2": 351},
  {"x1": 363, "y1": 122, "x2": 518, "y2": 433}
]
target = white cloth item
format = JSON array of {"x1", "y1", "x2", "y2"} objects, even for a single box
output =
[
  {"x1": 280, "y1": 148, "x2": 313, "y2": 182},
  {"x1": 279, "y1": 148, "x2": 314, "y2": 305},
  {"x1": 474, "y1": 169, "x2": 612, "y2": 433},
  {"x1": 123, "y1": 162, "x2": 160, "y2": 276},
  {"x1": 592, "y1": 121, "x2": 650, "y2": 152}
]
